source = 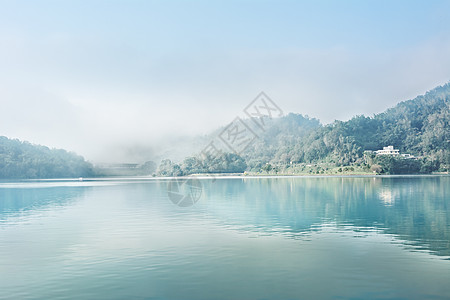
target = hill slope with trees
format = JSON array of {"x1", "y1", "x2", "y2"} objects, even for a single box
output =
[
  {"x1": 161, "y1": 83, "x2": 449, "y2": 175},
  {"x1": 0, "y1": 137, "x2": 95, "y2": 179}
]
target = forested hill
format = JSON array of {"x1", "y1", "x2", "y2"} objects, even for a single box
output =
[
  {"x1": 0, "y1": 137, "x2": 95, "y2": 179},
  {"x1": 160, "y1": 83, "x2": 449, "y2": 175},
  {"x1": 241, "y1": 83, "x2": 449, "y2": 173}
]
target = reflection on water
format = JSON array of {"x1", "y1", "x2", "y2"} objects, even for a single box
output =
[
  {"x1": 201, "y1": 176, "x2": 450, "y2": 257},
  {"x1": 0, "y1": 176, "x2": 448, "y2": 300},
  {"x1": 0, "y1": 187, "x2": 84, "y2": 224}
]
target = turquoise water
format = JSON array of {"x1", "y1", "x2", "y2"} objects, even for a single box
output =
[{"x1": 0, "y1": 176, "x2": 449, "y2": 300}]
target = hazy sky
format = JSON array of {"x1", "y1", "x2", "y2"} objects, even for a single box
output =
[{"x1": 1, "y1": 0, "x2": 450, "y2": 162}]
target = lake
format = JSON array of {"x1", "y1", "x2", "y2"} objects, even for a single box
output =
[{"x1": 0, "y1": 176, "x2": 449, "y2": 300}]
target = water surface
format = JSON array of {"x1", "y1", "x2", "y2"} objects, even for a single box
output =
[{"x1": 0, "y1": 176, "x2": 449, "y2": 299}]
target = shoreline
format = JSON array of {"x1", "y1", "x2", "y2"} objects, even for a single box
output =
[{"x1": 1, "y1": 173, "x2": 448, "y2": 182}]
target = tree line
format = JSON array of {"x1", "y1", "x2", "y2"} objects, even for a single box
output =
[{"x1": 0, "y1": 137, "x2": 95, "y2": 179}]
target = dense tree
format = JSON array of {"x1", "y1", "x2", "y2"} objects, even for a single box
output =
[
  {"x1": 157, "y1": 152, "x2": 247, "y2": 176},
  {"x1": 373, "y1": 156, "x2": 422, "y2": 174},
  {"x1": 182, "y1": 152, "x2": 247, "y2": 174},
  {"x1": 0, "y1": 137, "x2": 94, "y2": 179},
  {"x1": 157, "y1": 159, "x2": 182, "y2": 176}
]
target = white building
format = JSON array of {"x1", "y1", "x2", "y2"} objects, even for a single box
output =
[
  {"x1": 376, "y1": 146, "x2": 400, "y2": 155},
  {"x1": 374, "y1": 146, "x2": 415, "y2": 159}
]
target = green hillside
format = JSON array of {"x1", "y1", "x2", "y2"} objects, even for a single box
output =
[
  {"x1": 0, "y1": 137, "x2": 95, "y2": 179},
  {"x1": 162, "y1": 83, "x2": 449, "y2": 175},
  {"x1": 253, "y1": 83, "x2": 449, "y2": 173},
  {"x1": 248, "y1": 84, "x2": 449, "y2": 174}
]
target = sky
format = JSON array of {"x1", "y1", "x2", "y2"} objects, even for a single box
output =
[{"x1": 1, "y1": 0, "x2": 450, "y2": 163}]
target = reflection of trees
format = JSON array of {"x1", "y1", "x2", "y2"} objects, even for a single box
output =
[
  {"x1": 202, "y1": 176, "x2": 450, "y2": 257},
  {"x1": 0, "y1": 186, "x2": 86, "y2": 221}
]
